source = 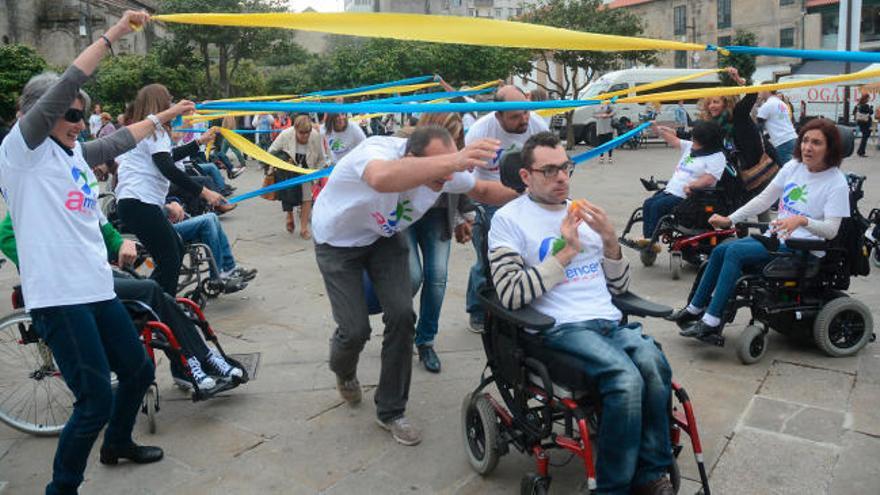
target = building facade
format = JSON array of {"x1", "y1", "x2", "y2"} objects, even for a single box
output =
[
  {"x1": 607, "y1": 0, "x2": 880, "y2": 70},
  {"x1": 343, "y1": 0, "x2": 531, "y2": 18},
  {"x1": 1, "y1": 0, "x2": 162, "y2": 66}
]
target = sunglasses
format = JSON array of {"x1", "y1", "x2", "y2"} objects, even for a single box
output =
[
  {"x1": 528, "y1": 161, "x2": 574, "y2": 179},
  {"x1": 63, "y1": 108, "x2": 85, "y2": 123}
]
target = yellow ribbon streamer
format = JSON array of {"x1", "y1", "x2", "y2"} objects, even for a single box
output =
[
  {"x1": 153, "y1": 12, "x2": 708, "y2": 53},
  {"x1": 352, "y1": 79, "x2": 504, "y2": 122},
  {"x1": 206, "y1": 94, "x2": 300, "y2": 103},
  {"x1": 615, "y1": 68, "x2": 880, "y2": 104},
  {"x1": 216, "y1": 127, "x2": 313, "y2": 174},
  {"x1": 536, "y1": 68, "x2": 725, "y2": 118}
]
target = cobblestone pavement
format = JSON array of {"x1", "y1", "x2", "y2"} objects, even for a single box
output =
[{"x1": 1, "y1": 144, "x2": 878, "y2": 494}]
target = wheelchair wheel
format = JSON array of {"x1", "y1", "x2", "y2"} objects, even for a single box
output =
[
  {"x1": 0, "y1": 311, "x2": 73, "y2": 436},
  {"x1": 520, "y1": 473, "x2": 550, "y2": 495},
  {"x1": 736, "y1": 325, "x2": 767, "y2": 365},
  {"x1": 640, "y1": 248, "x2": 658, "y2": 267},
  {"x1": 142, "y1": 383, "x2": 159, "y2": 434},
  {"x1": 813, "y1": 297, "x2": 874, "y2": 357},
  {"x1": 670, "y1": 252, "x2": 682, "y2": 280},
  {"x1": 461, "y1": 393, "x2": 501, "y2": 475}
]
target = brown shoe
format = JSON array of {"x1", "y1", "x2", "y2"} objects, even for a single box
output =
[
  {"x1": 336, "y1": 374, "x2": 362, "y2": 405},
  {"x1": 632, "y1": 476, "x2": 674, "y2": 495},
  {"x1": 214, "y1": 203, "x2": 237, "y2": 215}
]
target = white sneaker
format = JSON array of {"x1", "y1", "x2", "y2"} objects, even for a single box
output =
[
  {"x1": 187, "y1": 356, "x2": 216, "y2": 390},
  {"x1": 207, "y1": 350, "x2": 244, "y2": 379}
]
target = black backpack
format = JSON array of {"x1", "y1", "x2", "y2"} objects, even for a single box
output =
[{"x1": 838, "y1": 175, "x2": 871, "y2": 277}]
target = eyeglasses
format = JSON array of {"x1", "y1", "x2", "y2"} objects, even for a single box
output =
[
  {"x1": 528, "y1": 161, "x2": 574, "y2": 179},
  {"x1": 63, "y1": 108, "x2": 85, "y2": 123}
]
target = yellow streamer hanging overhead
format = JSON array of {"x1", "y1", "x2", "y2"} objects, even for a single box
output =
[
  {"x1": 615, "y1": 67, "x2": 880, "y2": 104},
  {"x1": 153, "y1": 12, "x2": 709, "y2": 53},
  {"x1": 536, "y1": 68, "x2": 725, "y2": 118},
  {"x1": 215, "y1": 127, "x2": 313, "y2": 174}
]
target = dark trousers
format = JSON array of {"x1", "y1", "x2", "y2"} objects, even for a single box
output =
[
  {"x1": 598, "y1": 132, "x2": 614, "y2": 157},
  {"x1": 315, "y1": 235, "x2": 415, "y2": 422},
  {"x1": 117, "y1": 198, "x2": 183, "y2": 295},
  {"x1": 858, "y1": 123, "x2": 872, "y2": 156},
  {"x1": 113, "y1": 275, "x2": 210, "y2": 364},
  {"x1": 30, "y1": 298, "x2": 155, "y2": 494},
  {"x1": 642, "y1": 191, "x2": 684, "y2": 238}
]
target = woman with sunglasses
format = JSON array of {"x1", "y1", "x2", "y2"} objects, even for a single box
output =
[
  {"x1": 115, "y1": 84, "x2": 226, "y2": 295},
  {"x1": 0, "y1": 11, "x2": 199, "y2": 494}
]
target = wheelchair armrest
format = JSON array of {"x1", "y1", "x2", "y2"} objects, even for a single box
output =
[
  {"x1": 477, "y1": 291, "x2": 556, "y2": 331},
  {"x1": 784, "y1": 238, "x2": 831, "y2": 252},
  {"x1": 612, "y1": 291, "x2": 673, "y2": 318}
]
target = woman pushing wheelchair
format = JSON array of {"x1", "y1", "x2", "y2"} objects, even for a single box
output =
[{"x1": 669, "y1": 118, "x2": 850, "y2": 340}]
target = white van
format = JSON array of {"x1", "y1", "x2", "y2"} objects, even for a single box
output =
[{"x1": 562, "y1": 68, "x2": 724, "y2": 145}]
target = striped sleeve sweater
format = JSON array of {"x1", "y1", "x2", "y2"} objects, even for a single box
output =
[{"x1": 489, "y1": 246, "x2": 630, "y2": 311}]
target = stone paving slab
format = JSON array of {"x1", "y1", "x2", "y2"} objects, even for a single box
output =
[{"x1": 1, "y1": 149, "x2": 878, "y2": 493}]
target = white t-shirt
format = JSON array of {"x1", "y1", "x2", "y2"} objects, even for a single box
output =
[
  {"x1": 464, "y1": 111, "x2": 550, "y2": 182},
  {"x1": 115, "y1": 130, "x2": 173, "y2": 206},
  {"x1": 326, "y1": 124, "x2": 366, "y2": 164},
  {"x1": 757, "y1": 96, "x2": 798, "y2": 148},
  {"x1": 772, "y1": 160, "x2": 850, "y2": 241},
  {"x1": 0, "y1": 125, "x2": 114, "y2": 310},
  {"x1": 312, "y1": 137, "x2": 476, "y2": 247},
  {"x1": 462, "y1": 113, "x2": 477, "y2": 135},
  {"x1": 489, "y1": 196, "x2": 621, "y2": 325},
  {"x1": 89, "y1": 113, "x2": 103, "y2": 137},
  {"x1": 664, "y1": 140, "x2": 727, "y2": 199}
]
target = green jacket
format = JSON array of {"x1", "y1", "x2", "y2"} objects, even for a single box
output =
[{"x1": 0, "y1": 212, "x2": 124, "y2": 268}]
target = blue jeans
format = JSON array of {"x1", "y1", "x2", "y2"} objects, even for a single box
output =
[
  {"x1": 220, "y1": 140, "x2": 245, "y2": 167},
  {"x1": 196, "y1": 163, "x2": 227, "y2": 191},
  {"x1": 541, "y1": 320, "x2": 672, "y2": 494},
  {"x1": 775, "y1": 138, "x2": 796, "y2": 166},
  {"x1": 30, "y1": 298, "x2": 155, "y2": 494},
  {"x1": 173, "y1": 213, "x2": 236, "y2": 276},
  {"x1": 466, "y1": 205, "x2": 499, "y2": 318},
  {"x1": 690, "y1": 237, "x2": 775, "y2": 318},
  {"x1": 407, "y1": 208, "x2": 452, "y2": 347},
  {"x1": 642, "y1": 191, "x2": 683, "y2": 238}
]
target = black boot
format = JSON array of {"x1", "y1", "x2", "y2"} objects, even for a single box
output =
[
  {"x1": 679, "y1": 320, "x2": 722, "y2": 338},
  {"x1": 666, "y1": 307, "x2": 703, "y2": 328},
  {"x1": 100, "y1": 443, "x2": 164, "y2": 465},
  {"x1": 417, "y1": 345, "x2": 441, "y2": 373}
]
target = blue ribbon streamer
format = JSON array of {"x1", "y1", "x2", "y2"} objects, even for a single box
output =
[
  {"x1": 197, "y1": 99, "x2": 601, "y2": 114},
  {"x1": 228, "y1": 121, "x2": 653, "y2": 204},
  {"x1": 173, "y1": 128, "x2": 276, "y2": 134},
  {"x1": 303, "y1": 75, "x2": 435, "y2": 97},
  {"x1": 357, "y1": 86, "x2": 495, "y2": 105},
  {"x1": 227, "y1": 167, "x2": 334, "y2": 204},
  {"x1": 571, "y1": 122, "x2": 651, "y2": 164},
  {"x1": 723, "y1": 45, "x2": 880, "y2": 64}
]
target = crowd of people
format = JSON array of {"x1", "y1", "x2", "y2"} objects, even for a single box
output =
[{"x1": 0, "y1": 10, "x2": 868, "y2": 495}]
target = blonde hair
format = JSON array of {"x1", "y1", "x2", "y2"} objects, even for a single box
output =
[
  {"x1": 293, "y1": 114, "x2": 312, "y2": 132},
  {"x1": 698, "y1": 95, "x2": 738, "y2": 121},
  {"x1": 221, "y1": 115, "x2": 237, "y2": 129},
  {"x1": 126, "y1": 84, "x2": 172, "y2": 137},
  {"x1": 417, "y1": 113, "x2": 464, "y2": 149}
]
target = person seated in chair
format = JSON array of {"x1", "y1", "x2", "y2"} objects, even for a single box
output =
[
  {"x1": 638, "y1": 121, "x2": 727, "y2": 247},
  {"x1": 671, "y1": 118, "x2": 850, "y2": 339},
  {"x1": 488, "y1": 132, "x2": 674, "y2": 495}
]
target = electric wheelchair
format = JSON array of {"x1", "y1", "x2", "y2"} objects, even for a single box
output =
[
  {"x1": 619, "y1": 160, "x2": 746, "y2": 280},
  {"x1": 682, "y1": 173, "x2": 877, "y2": 365},
  {"x1": 461, "y1": 153, "x2": 711, "y2": 494}
]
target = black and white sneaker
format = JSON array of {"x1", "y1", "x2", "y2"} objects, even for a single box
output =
[{"x1": 206, "y1": 350, "x2": 244, "y2": 379}]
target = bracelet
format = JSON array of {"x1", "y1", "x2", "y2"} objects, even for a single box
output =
[
  {"x1": 100, "y1": 35, "x2": 114, "y2": 56},
  {"x1": 146, "y1": 114, "x2": 163, "y2": 132}
]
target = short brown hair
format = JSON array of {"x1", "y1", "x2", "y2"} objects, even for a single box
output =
[
  {"x1": 417, "y1": 113, "x2": 463, "y2": 149},
  {"x1": 405, "y1": 125, "x2": 453, "y2": 157},
  {"x1": 522, "y1": 132, "x2": 561, "y2": 168},
  {"x1": 793, "y1": 118, "x2": 843, "y2": 168}
]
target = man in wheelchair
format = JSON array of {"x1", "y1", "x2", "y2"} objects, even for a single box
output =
[{"x1": 488, "y1": 132, "x2": 675, "y2": 495}]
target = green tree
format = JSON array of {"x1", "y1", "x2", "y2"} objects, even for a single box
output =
[
  {"x1": 519, "y1": 0, "x2": 657, "y2": 146},
  {"x1": 718, "y1": 30, "x2": 758, "y2": 85},
  {"x1": 317, "y1": 37, "x2": 531, "y2": 90},
  {"x1": 159, "y1": 0, "x2": 292, "y2": 97},
  {"x1": 84, "y1": 51, "x2": 204, "y2": 115},
  {"x1": 0, "y1": 44, "x2": 48, "y2": 121}
]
